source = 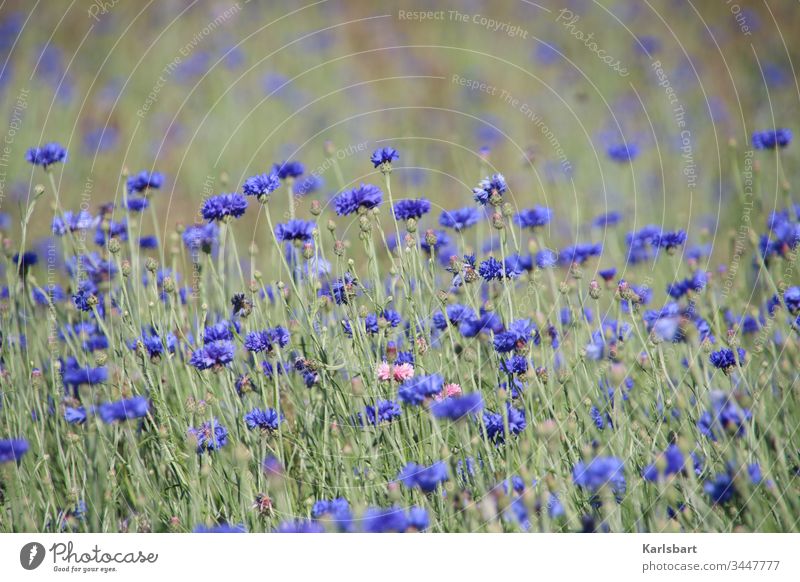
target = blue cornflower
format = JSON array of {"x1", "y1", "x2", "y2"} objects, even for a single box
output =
[
  {"x1": 432, "y1": 303, "x2": 475, "y2": 330},
  {"x1": 14, "y1": 251, "x2": 38, "y2": 275},
  {"x1": 598, "y1": 267, "x2": 617, "y2": 281},
  {"x1": 243, "y1": 171, "x2": 280, "y2": 199},
  {"x1": 62, "y1": 357, "x2": 107, "y2": 389},
  {"x1": 473, "y1": 173, "x2": 507, "y2": 205},
  {"x1": 397, "y1": 374, "x2": 444, "y2": 405},
  {"x1": 65, "y1": 407, "x2": 87, "y2": 424},
  {"x1": 189, "y1": 340, "x2": 235, "y2": 370},
  {"x1": 201, "y1": 193, "x2": 247, "y2": 222},
  {"x1": 439, "y1": 207, "x2": 481, "y2": 231},
  {"x1": 514, "y1": 206, "x2": 552, "y2": 229},
  {"x1": 478, "y1": 256, "x2": 518, "y2": 280},
  {"x1": 182, "y1": 222, "x2": 218, "y2": 255},
  {"x1": 559, "y1": 243, "x2": 602, "y2": 265},
  {"x1": 32, "y1": 284, "x2": 66, "y2": 306},
  {"x1": 482, "y1": 403, "x2": 526, "y2": 443},
  {"x1": 709, "y1": 347, "x2": 745, "y2": 372},
  {"x1": 96, "y1": 396, "x2": 149, "y2": 424},
  {"x1": 293, "y1": 174, "x2": 323, "y2": 196},
  {"x1": 370, "y1": 146, "x2": 399, "y2": 168},
  {"x1": 573, "y1": 456, "x2": 626, "y2": 494},
  {"x1": 361, "y1": 507, "x2": 410, "y2": 533},
  {"x1": 459, "y1": 311, "x2": 504, "y2": 338},
  {"x1": 275, "y1": 219, "x2": 315, "y2": 243},
  {"x1": 311, "y1": 498, "x2": 352, "y2": 531},
  {"x1": 642, "y1": 444, "x2": 687, "y2": 481},
  {"x1": 126, "y1": 170, "x2": 164, "y2": 194},
  {"x1": 752, "y1": 128, "x2": 792, "y2": 150},
  {"x1": 126, "y1": 196, "x2": 149, "y2": 212},
  {"x1": 0, "y1": 438, "x2": 29, "y2": 464},
  {"x1": 72, "y1": 280, "x2": 97, "y2": 312},
  {"x1": 363, "y1": 400, "x2": 402, "y2": 425},
  {"x1": 492, "y1": 319, "x2": 538, "y2": 353},
  {"x1": 703, "y1": 473, "x2": 734, "y2": 504},
  {"x1": 244, "y1": 407, "x2": 283, "y2": 432},
  {"x1": 784, "y1": 286, "x2": 800, "y2": 314},
  {"x1": 535, "y1": 249, "x2": 558, "y2": 269},
  {"x1": 52, "y1": 210, "x2": 97, "y2": 235},
  {"x1": 25, "y1": 142, "x2": 67, "y2": 168},
  {"x1": 697, "y1": 390, "x2": 750, "y2": 440},
  {"x1": 607, "y1": 143, "x2": 639, "y2": 162},
  {"x1": 272, "y1": 160, "x2": 304, "y2": 179},
  {"x1": 593, "y1": 211, "x2": 623, "y2": 228},
  {"x1": 334, "y1": 183, "x2": 383, "y2": 215},
  {"x1": 500, "y1": 354, "x2": 528, "y2": 375},
  {"x1": 656, "y1": 229, "x2": 687, "y2": 250},
  {"x1": 188, "y1": 418, "x2": 229, "y2": 454},
  {"x1": 397, "y1": 461, "x2": 449, "y2": 493},
  {"x1": 393, "y1": 198, "x2": 431, "y2": 220},
  {"x1": 203, "y1": 321, "x2": 235, "y2": 342},
  {"x1": 430, "y1": 393, "x2": 483, "y2": 421},
  {"x1": 419, "y1": 229, "x2": 450, "y2": 254},
  {"x1": 139, "y1": 236, "x2": 158, "y2": 249}
]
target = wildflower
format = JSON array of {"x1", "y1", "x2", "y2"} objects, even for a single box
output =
[
  {"x1": 62, "y1": 357, "x2": 107, "y2": 390},
  {"x1": 272, "y1": 160, "x2": 304, "y2": 179},
  {"x1": 709, "y1": 347, "x2": 745, "y2": 372},
  {"x1": 188, "y1": 418, "x2": 229, "y2": 453},
  {"x1": 370, "y1": 146, "x2": 399, "y2": 168},
  {"x1": 362, "y1": 400, "x2": 402, "y2": 425},
  {"x1": 376, "y1": 362, "x2": 414, "y2": 382},
  {"x1": 361, "y1": 507, "x2": 413, "y2": 533},
  {"x1": 697, "y1": 390, "x2": 750, "y2": 440},
  {"x1": 397, "y1": 374, "x2": 443, "y2": 405},
  {"x1": 139, "y1": 236, "x2": 158, "y2": 249},
  {"x1": 473, "y1": 174, "x2": 507, "y2": 206},
  {"x1": 14, "y1": 251, "x2": 38, "y2": 275},
  {"x1": 432, "y1": 304, "x2": 475, "y2": 330},
  {"x1": 606, "y1": 143, "x2": 638, "y2": 162},
  {"x1": 182, "y1": 223, "x2": 218, "y2": 255},
  {"x1": 439, "y1": 383, "x2": 462, "y2": 399},
  {"x1": 126, "y1": 170, "x2": 164, "y2": 194},
  {"x1": 25, "y1": 142, "x2": 67, "y2": 168},
  {"x1": 572, "y1": 456, "x2": 626, "y2": 495},
  {"x1": 96, "y1": 396, "x2": 149, "y2": 424},
  {"x1": 334, "y1": 183, "x2": 383, "y2": 215},
  {"x1": 492, "y1": 319, "x2": 539, "y2": 353},
  {"x1": 458, "y1": 311, "x2": 503, "y2": 339},
  {"x1": 201, "y1": 193, "x2": 248, "y2": 222},
  {"x1": 656, "y1": 229, "x2": 687, "y2": 251},
  {"x1": 439, "y1": 207, "x2": 481, "y2": 231},
  {"x1": 784, "y1": 286, "x2": 800, "y2": 314},
  {"x1": 189, "y1": 340, "x2": 235, "y2": 370},
  {"x1": 752, "y1": 128, "x2": 792, "y2": 150},
  {"x1": 0, "y1": 438, "x2": 29, "y2": 464},
  {"x1": 397, "y1": 461, "x2": 448, "y2": 493},
  {"x1": 559, "y1": 243, "x2": 602, "y2": 265},
  {"x1": 430, "y1": 393, "x2": 483, "y2": 420},
  {"x1": 72, "y1": 280, "x2": 98, "y2": 312},
  {"x1": 244, "y1": 407, "x2": 283, "y2": 432},
  {"x1": 593, "y1": 211, "x2": 623, "y2": 228},
  {"x1": 478, "y1": 256, "x2": 519, "y2": 280},
  {"x1": 642, "y1": 444, "x2": 687, "y2": 481},
  {"x1": 64, "y1": 407, "x2": 87, "y2": 424},
  {"x1": 52, "y1": 210, "x2": 98, "y2": 235},
  {"x1": 535, "y1": 249, "x2": 558, "y2": 268},
  {"x1": 126, "y1": 196, "x2": 149, "y2": 212},
  {"x1": 275, "y1": 219, "x2": 315, "y2": 243},
  {"x1": 513, "y1": 206, "x2": 552, "y2": 228},
  {"x1": 242, "y1": 171, "x2": 280, "y2": 200},
  {"x1": 311, "y1": 498, "x2": 353, "y2": 531},
  {"x1": 482, "y1": 403, "x2": 526, "y2": 443},
  {"x1": 293, "y1": 175, "x2": 323, "y2": 196},
  {"x1": 393, "y1": 198, "x2": 431, "y2": 220}
]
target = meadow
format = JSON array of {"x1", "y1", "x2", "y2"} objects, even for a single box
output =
[{"x1": 0, "y1": 0, "x2": 799, "y2": 533}]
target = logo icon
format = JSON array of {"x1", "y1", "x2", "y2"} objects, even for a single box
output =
[{"x1": 20, "y1": 542, "x2": 46, "y2": 570}]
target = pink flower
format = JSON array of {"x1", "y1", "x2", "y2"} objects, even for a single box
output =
[
  {"x1": 435, "y1": 383, "x2": 462, "y2": 401},
  {"x1": 376, "y1": 362, "x2": 392, "y2": 381},
  {"x1": 376, "y1": 362, "x2": 416, "y2": 382},
  {"x1": 393, "y1": 363, "x2": 415, "y2": 382}
]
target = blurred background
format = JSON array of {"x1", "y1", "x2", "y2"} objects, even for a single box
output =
[{"x1": 0, "y1": 0, "x2": 798, "y2": 259}]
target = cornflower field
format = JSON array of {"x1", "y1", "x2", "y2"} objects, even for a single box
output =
[{"x1": 0, "y1": 0, "x2": 799, "y2": 535}]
